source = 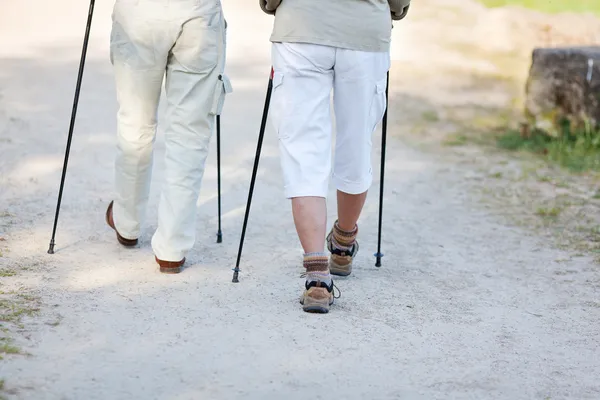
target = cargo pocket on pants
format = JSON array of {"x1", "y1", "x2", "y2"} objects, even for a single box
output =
[
  {"x1": 369, "y1": 77, "x2": 387, "y2": 133},
  {"x1": 210, "y1": 74, "x2": 233, "y2": 116},
  {"x1": 270, "y1": 71, "x2": 287, "y2": 138}
]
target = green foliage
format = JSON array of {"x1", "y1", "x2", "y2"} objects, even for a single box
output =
[
  {"x1": 442, "y1": 133, "x2": 469, "y2": 146},
  {"x1": 535, "y1": 206, "x2": 562, "y2": 218},
  {"x1": 0, "y1": 341, "x2": 20, "y2": 358},
  {"x1": 497, "y1": 122, "x2": 600, "y2": 172},
  {"x1": 478, "y1": 0, "x2": 600, "y2": 15},
  {"x1": 421, "y1": 110, "x2": 440, "y2": 122}
]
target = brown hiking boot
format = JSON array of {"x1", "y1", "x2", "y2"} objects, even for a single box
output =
[
  {"x1": 105, "y1": 201, "x2": 138, "y2": 247},
  {"x1": 299, "y1": 280, "x2": 336, "y2": 313},
  {"x1": 326, "y1": 230, "x2": 359, "y2": 277},
  {"x1": 155, "y1": 256, "x2": 185, "y2": 274}
]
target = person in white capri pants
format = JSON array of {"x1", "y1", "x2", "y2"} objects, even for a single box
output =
[
  {"x1": 260, "y1": 0, "x2": 411, "y2": 313},
  {"x1": 105, "y1": 0, "x2": 231, "y2": 273}
]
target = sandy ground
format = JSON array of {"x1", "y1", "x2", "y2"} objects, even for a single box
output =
[{"x1": 1, "y1": 0, "x2": 599, "y2": 399}]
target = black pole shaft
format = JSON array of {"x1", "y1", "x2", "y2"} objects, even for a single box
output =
[
  {"x1": 48, "y1": 0, "x2": 95, "y2": 255},
  {"x1": 216, "y1": 115, "x2": 223, "y2": 243},
  {"x1": 232, "y1": 70, "x2": 274, "y2": 283},
  {"x1": 375, "y1": 71, "x2": 389, "y2": 267}
]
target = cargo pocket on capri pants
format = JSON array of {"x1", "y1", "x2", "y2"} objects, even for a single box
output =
[
  {"x1": 369, "y1": 77, "x2": 388, "y2": 133},
  {"x1": 269, "y1": 71, "x2": 287, "y2": 137}
]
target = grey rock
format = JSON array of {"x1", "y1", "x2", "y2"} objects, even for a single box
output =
[{"x1": 525, "y1": 46, "x2": 600, "y2": 135}]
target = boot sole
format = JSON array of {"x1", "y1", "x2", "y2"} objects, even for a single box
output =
[
  {"x1": 159, "y1": 266, "x2": 183, "y2": 274},
  {"x1": 300, "y1": 296, "x2": 334, "y2": 314},
  {"x1": 303, "y1": 305, "x2": 329, "y2": 314},
  {"x1": 155, "y1": 257, "x2": 185, "y2": 274}
]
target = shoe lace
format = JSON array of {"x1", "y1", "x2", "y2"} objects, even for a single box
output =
[{"x1": 333, "y1": 283, "x2": 341, "y2": 299}]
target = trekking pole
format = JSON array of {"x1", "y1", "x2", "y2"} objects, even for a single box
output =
[
  {"x1": 216, "y1": 114, "x2": 223, "y2": 243},
  {"x1": 374, "y1": 71, "x2": 389, "y2": 267},
  {"x1": 47, "y1": 0, "x2": 96, "y2": 254},
  {"x1": 232, "y1": 68, "x2": 274, "y2": 283}
]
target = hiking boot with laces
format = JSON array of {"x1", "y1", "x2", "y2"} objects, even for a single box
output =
[
  {"x1": 299, "y1": 280, "x2": 336, "y2": 313},
  {"x1": 326, "y1": 230, "x2": 359, "y2": 277}
]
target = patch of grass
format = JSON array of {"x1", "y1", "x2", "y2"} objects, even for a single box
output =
[
  {"x1": 536, "y1": 207, "x2": 562, "y2": 218},
  {"x1": 497, "y1": 125, "x2": 600, "y2": 172},
  {"x1": 490, "y1": 172, "x2": 503, "y2": 179},
  {"x1": 478, "y1": 0, "x2": 600, "y2": 15},
  {"x1": 0, "y1": 292, "x2": 40, "y2": 326},
  {"x1": 17, "y1": 294, "x2": 38, "y2": 303},
  {"x1": 0, "y1": 340, "x2": 21, "y2": 359},
  {"x1": 589, "y1": 226, "x2": 600, "y2": 240},
  {"x1": 497, "y1": 129, "x2": 550, "y2": 152},
  {"x1": 422, "y1": 110, "x2": 440, "y2": 122},
  {"x1": 443, "y1": 133, "x2": 469, "y2": 146},
  {"x1": 0, "y1": 302, "x2": 39, "y2": 324},
  {"x1": 537, "y1": 175, "x2": 552, "y2": 183},
  {"x1": 593, "y1": 191, "x2": 600, "y2": 200},
  {"x1": 0, "y1": 337, "x2": 22, "y2": 360},
  {"x1": 0, "y1": 269, "x2": 15, "y2": 277}
]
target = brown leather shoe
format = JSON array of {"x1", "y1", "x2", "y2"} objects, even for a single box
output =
[
  {"x1": 105, "y1": 201, "x2": 138, "y2": 247},
  {"x1": 155, "y1": 256, "x2": 185, "y2": 274}
]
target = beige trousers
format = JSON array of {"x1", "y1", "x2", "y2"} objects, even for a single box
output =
[{"x1": 110, "y1": 0, "x2": 231, "y2": 261}]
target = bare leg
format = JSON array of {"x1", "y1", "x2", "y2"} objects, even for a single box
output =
[
  {"x1": 337, "y1": 190, "x2": 367, "y2": 231},
  {"x1": 292, "y1": 195, "x2": 333, "y2": 314},
  {"x1": 270, "y1": 42, "x2": 335, "y2": 313},
  {"x1": 291, "y1": 196, "x2": 327, "y2": 253}
]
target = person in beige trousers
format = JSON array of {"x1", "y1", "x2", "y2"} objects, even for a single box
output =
[{"x1": 105, "y1": 0, "x2": 231, "y2": 273}]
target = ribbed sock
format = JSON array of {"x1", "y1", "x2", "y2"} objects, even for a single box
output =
[
  {"x1": 303, "y1": 252, "x2": 331, "y2": 286},
  {"x1": 331, "y1": 221, "x2": 358, "y2": 252}
]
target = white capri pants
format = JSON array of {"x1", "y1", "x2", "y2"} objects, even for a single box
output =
[
  {"x1": 110, "y1": 0, "x2": 231, "y2": 261},
  {"x1": 270, "y1": 42, "x2": 390, "y2": 199}
]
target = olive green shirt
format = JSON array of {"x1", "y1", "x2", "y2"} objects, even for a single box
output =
[{"x1": 259, "y1": 0, "x2": 410, "y2": 52}]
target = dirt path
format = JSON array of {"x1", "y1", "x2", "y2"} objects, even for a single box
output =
[{"x1": 1, "y1": 1, "x2": 599, "y2": 399}]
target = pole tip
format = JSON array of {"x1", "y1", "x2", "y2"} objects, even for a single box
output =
[
  {"x1": 374, "y1": 252, "x2": 383, "y2": 267},
  {"x1": 216, "y1": 231, "x2": 222, "y2": 244},
  {"x1": 47, "y1": 241, "x2": 55, "y2": 254},
  {"x1": 232, "y1": 267, "x2": 240, "y2": 283}
]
